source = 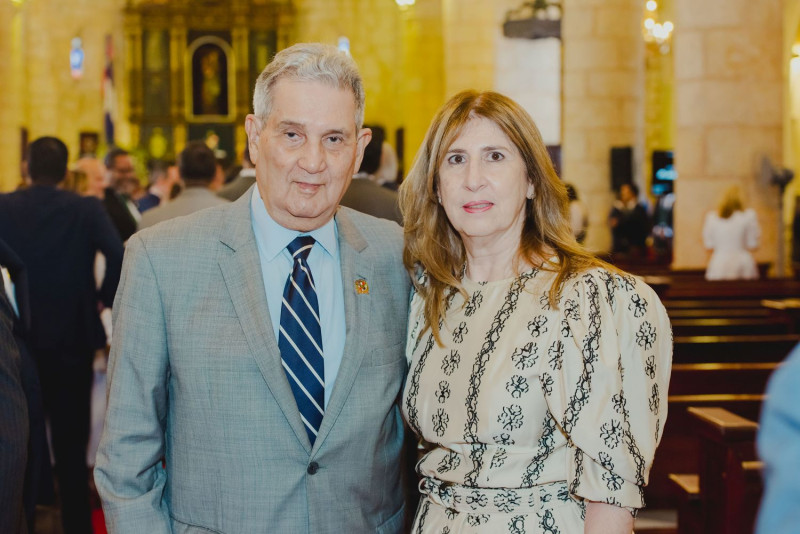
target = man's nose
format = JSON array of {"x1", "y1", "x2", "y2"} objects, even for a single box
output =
[{"x1": 298, "y1": 142, "x2": 326, "y2": 174}]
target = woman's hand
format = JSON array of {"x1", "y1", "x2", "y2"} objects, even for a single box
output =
[{"x1": 584, "y1": 501, "x2": 634, "y2": 534}]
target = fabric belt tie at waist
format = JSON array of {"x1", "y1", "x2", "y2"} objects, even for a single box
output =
[{"x1": 419, "y1": 476, "x2": 572, "y2": 515}]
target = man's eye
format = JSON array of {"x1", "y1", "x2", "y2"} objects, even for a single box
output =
[
  {"x1": 285, "y1": 132, "x2": 299, "y2": 139},
  {"x1": 327, "y1": 136, "x2": 343, "y2": 144}
]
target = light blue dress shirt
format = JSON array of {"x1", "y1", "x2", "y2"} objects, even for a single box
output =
[{"x1": 249, "y1": 188, "x2": 346, "y2": 408}]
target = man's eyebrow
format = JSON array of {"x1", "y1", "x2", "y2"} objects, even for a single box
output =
[{"x1": 277, "y1": 120, "x2": 304, "y2": 129}]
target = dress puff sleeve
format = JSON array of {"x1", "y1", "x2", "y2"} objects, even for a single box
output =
[{"x1": 540, "y1": 268, "x2": 672, "y2": 512}]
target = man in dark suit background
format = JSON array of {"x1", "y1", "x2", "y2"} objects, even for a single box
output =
[{"x1": 0, "y1": 137, "x2": 124, "y2": 534}]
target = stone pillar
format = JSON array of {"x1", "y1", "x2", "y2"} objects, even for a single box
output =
[
  {"x1": 0, "y1": 0, "x2": 26, "y2": 191},
  {"x1": 25, "y1": 0, "x2": 60, "y2": 141},
  {"x1": 441, "y1": 0, "x2": 494, "y2": 96},
  {"x1": 561, "y1": 0, "x2": 645, "y2": 253},
  {"x1": 672, "y1": 0, "x2": 783, "y2": 271},
  {"x1": 399, "y1": 0, "x2": 444, "y2": 173}
]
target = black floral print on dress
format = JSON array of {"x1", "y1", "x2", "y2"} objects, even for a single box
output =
[
  {"x1": 512, "y1": 342, "x2": 539, "y2": 370},
  {"x1": 506, "y1": 375, "x2": 529, "y2": 398}
]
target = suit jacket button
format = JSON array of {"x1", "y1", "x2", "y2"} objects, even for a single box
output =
[{"x1": 307, "y1": 461, "x2": 319, "y2": 475}]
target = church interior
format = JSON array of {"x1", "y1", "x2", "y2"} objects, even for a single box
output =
[{"x1": 3, "y1": 0, "x2": 800, "y2": 533}]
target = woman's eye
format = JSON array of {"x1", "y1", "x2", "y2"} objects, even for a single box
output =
[
  {"x1": 488, "y1": 151, "x2": 504, "y2": 161},
  {"x1": 447, "y1": 154, "x2": 465, "y2": 165}
]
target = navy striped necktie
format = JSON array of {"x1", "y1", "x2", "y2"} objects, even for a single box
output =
[{"x1": 278, "y1": 235, "x2": 325, "y2": 445}]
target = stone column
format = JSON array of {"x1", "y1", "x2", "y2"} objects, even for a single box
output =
[
  {"x1": 672, "y1": 0, "x2": 783, "y2": 271},
  {"x1": 561, "y1": 0, "x2": 645, "y2": 253},
  {"x1": 25, "y1": 0, "x2": 60, "y2": 141},
  {"x1": 0, "y1": 0, "x2": 26, "y2": 191},
  {"x1": 399, "y1": 0, "x2": 444, "y2": 173},
  {"x1": 441, "y1": 0, "x2": 495, "y2": 96}
]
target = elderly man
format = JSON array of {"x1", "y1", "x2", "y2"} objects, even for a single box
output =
[{"x1": 95, "y1": 43, "x2": 410, "y2": 534}]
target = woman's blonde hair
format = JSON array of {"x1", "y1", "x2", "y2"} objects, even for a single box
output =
[
  {"x1": 718, "y1": 185, "x2": 744, "y2": 219},
  {"x1": 399, "y1": 90, "x2": 609, "y2": 345}
]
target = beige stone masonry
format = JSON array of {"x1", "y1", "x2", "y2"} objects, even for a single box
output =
[{"x1": 673, "y1": 0, "x2": 783, "y2": 271}]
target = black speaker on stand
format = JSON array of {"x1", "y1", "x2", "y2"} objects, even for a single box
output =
[{"x1": 610, "y1": 146, "x2": 633, "y2": 192}]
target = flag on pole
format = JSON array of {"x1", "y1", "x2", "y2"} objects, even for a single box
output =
[{"x1": 102, "y1": 34, "x2": 115, "y2": 146}]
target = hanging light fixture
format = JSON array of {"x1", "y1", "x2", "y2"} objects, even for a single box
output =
[{"x1": 642, "y1": 0, "x2": 674, "y2": 54}]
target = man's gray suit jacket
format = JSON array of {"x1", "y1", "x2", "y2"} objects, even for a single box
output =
[{"x1": 95, "y1": 193, "x2": 411, "y2": 534}]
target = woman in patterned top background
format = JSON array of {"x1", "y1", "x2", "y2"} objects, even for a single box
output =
[{"x1": 398, "y1": 90, "x2": 672, "y2": 534}]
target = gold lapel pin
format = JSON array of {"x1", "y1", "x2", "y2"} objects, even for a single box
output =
[{"x1": 354, "y1": 279, "x2": 369, "y2": 295}]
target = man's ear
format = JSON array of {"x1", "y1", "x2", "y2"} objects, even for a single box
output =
[
  {"x1": 352, "y1": 127, "x2": 372, "y2": 173},
  {"x1": 244, "y1": 115, "x2": 261, "y2": 164}
]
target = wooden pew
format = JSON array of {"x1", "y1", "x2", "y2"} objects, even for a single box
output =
[
  {"x1": 669, "y1": 362, "x2": 778, "y2": 396},
  {"x1": 673, "y1": 334, "x2": 800, "y2": 364},
  {"x1": 670, "y1": 318, "x2": 790, "y2": 337},
  {"x1": 646, "y1": 394, "x2": 764, "y2": 508},
  {"x1": 668, "y1": 308, "x2": 772, "y2": 319},
  {"x1": 664, "y1": 299, "x2": 766, "y2": 310},
  {"x1": 669, "y1": 407, "x2": 762, "y2": 534},
  {"x1": 662, "y1": 279, "x2": 800, "y2": 300}
]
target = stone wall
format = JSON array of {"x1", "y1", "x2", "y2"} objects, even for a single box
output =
[{"x1": 672, "y1": 0, "x2": 783, "y2": 271}]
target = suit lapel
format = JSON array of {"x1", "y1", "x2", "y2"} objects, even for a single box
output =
[
  {"x1": 217, "y1": 194, "x2": 312, "y2": 453},
  {"x1": 312, "y1": 208, "x2": 371, "y2": 454}
]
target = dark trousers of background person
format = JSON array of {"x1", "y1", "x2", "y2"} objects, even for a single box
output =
[
  {"x1": 35, "y1": 348, "x2": 94, "y2": 534},
  {"x1": 19, "y1": 338, "x2": 55, "y2": 533}
]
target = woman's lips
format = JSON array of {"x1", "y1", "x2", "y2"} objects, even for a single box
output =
[{"x1": 463, "y1": 201, "x2": 493, "y2": 213}]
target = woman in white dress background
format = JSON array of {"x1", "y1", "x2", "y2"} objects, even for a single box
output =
[
  {"x1": 399, "y1": 90, "x2": 672, "y2": 534},
  {"x1": 703, "y1": 186, "x2": 761, "y2": 280}
]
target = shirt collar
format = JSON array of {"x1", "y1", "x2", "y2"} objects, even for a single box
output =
[{"x1": 249, "y1": 186, "x2": 337, "y2": 262}]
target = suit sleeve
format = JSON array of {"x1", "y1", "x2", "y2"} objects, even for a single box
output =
[
  {"x1": 94, "y1": 233, "x2": 171, "y2": 534},
  {"x1": 0, "y1": 288, "x2": 28, "y2": 534},
  {"x1": 87, "y1": 197, "x2": 124, "y2": 309}
]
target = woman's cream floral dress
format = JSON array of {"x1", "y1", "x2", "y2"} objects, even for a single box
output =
[{"x1": 403, "y1": 267, "x2": 672, "y2": 533}]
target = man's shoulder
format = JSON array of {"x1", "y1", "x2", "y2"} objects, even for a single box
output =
[
  {"x1": 135, "y1": 201, "x2": 236, "y2": 250},
  {"x1": 338, "y1": 205, "x2": 402, "y2": 242},
  {"x1": 140, "y1": 192, "x2": 229, "y2": 229}
]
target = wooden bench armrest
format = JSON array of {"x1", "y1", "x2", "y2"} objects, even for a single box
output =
[
  {"x1": 668, "y1": 473, "x2": 700, "y2": 499},
  {"x1": 687, "y1": 406, "x2": 758, "y2": 441}
]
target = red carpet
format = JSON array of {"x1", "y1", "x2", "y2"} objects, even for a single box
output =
[{"x1": 92, "y1": 507, "x2": 107, "y2": 534}]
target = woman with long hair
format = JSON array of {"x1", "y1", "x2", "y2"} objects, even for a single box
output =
[
  {"x1": 703, "y1": 185, "x2": 760, "y2": 280},
  {"x1": 399, "y1": 90, "x2": 672, "y2": 533}
]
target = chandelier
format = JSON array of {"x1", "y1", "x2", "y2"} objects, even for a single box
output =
[{"x1": 643, "y1": 0, "x2": 673, "y2": 54}]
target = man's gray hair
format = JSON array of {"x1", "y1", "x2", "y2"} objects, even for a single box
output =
[{"x1": 252, "y1": 42, "x2": 366, "y2": 129}]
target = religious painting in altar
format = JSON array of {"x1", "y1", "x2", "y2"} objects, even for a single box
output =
[{"x1": 187, "y1": 35, "x2": 234, "y2": 122}]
